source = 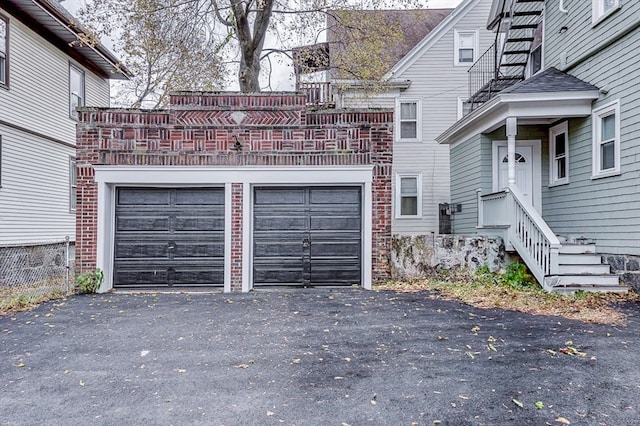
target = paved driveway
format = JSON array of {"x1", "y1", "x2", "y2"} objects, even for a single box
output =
[{"x1": 1, "y1": 290, "x2": 639, "y2": 425}]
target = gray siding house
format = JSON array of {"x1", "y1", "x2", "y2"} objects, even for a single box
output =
[
  {"x1": 0, "y1": 0, "x2": 129, "y2": 286},
  {"x1": 295, "y1": 0, "x2": 495, "y2": 236},
  {"x1": 437, "y1": 0, "x2": 639, "y2": 292}
]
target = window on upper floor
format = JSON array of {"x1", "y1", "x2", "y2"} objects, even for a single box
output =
[
  {"x1": 69, "y1": 157, "x2": 77, "y2": 211},
  {"x1": 396, "y1": 99, "x2": 421, "y2": 141},
  {"x1": 395, "y1": 174, "x2": 422, "y2": 218},
  {"x1": 592, "y1": 0, "x2": 620, "y2": 24},
  {"x1": 0, "y1": 14, "x2": 8, "y2": 88},
  {"x1": 592, "y1": 100, "x2": 620, "y2": 178},
  {"x1": 454, "y1": 30, "x2": 478, "y2": 66},
  {"x1": 549, "y1": 122, "x2": 569, "y2": 186},
  {"x1": 69, "y1": 64, "x2": 85, "y2": 120}
]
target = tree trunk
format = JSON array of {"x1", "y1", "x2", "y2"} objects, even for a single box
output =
[
  {"x1": 230, "y1": 0, "x2": 273, "y2": 93},
  {"x1": 238, "y1": 47, "x2": 261, "y2": 92}
]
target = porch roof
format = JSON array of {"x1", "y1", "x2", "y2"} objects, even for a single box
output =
[{"x1": 437, "y1": 68, "x2": 600, "y2": 145}]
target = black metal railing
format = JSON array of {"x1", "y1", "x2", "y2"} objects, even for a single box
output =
[{"x1": 468, "y1": 43, "x2": 499, "y2": 103}]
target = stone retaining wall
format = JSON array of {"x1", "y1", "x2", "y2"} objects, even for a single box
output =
[
  {"x1": 391, "y1": 234, "x2": 507, "y2": 280},
  {"x1": 605, "y1": 254, "x2": 640, "y2": 292}
]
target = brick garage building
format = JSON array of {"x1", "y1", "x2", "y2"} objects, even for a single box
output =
[{"x1": 75, "y1": 93, "x2": 393, "y2": 292}]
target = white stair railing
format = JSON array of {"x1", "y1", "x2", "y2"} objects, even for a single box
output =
[{"x1": 506, "y1": 184, "x2": 560, "y2": 284}]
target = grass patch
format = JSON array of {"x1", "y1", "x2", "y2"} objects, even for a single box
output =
[
  {"x1": 376, "y1": 268, "x2": 639, "y2": 325},
  {"x1": 0, "y1": 281, "x2": 70, "y2": 315}
]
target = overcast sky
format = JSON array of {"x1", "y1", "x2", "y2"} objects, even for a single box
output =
[{"x1": 62, "y1": 0, "x2": 466, "y2": 92}]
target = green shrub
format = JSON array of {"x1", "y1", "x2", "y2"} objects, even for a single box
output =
[
  {"x1": 76, "y1": 268, "x2": 104, "y2": 294},
  {"x1": 503, "y1": 262, "x2": 535, "y2": 289}
]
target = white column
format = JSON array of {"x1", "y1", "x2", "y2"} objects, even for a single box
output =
[{"x1": 506, "y1": 117, "x2": 518, "y2": 186}]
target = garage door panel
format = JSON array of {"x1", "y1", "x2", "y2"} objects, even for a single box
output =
[
  {"x1": 117, "y1": 188, "x2": 171, "y2": 206},
  {"x1": 255, "y1": 188, "x2": 305, "y2": 205},
  {"x1": 174, "y1": 216, "x2": 224, "y2": 231},
  {"x1": 310, "y1": 216, "x2": 361, "y2": 231},
  {"x1": 253, "y1": 262, "x2": 304, "y2": 284},
  {"x1": 253, "y1": 186, "x2": 361, "y2": 287},
  {"x1": 254, "y1": 239, "x2": 304, "y2": 257},
  {"x1": 310, "y1": 188, "x2": 361, "y2": 204},
  {"x1": 254, "y1": 216, "x2": 307, "y2": 231},
  {"x1": 116, "y1": 216, "x2": 170, "y2": 232},
  {"x1": 114, "y1": 187, "x2": 224, "y2": 288},
  {"x1": 175, "y1": 188, "x2": 224, "y2": 205}
]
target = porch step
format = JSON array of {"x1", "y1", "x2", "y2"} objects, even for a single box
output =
[
  {"x1": 557, "y1": 253, "x2": 602, "y2": 265},
  {"x1": 559, "y1": 243, "x2": 596, "y2": 254},
  {"x1": 544, "y1": 274, "x2": 627, "y2": 295},
  {"x1": 558, "y1": 263, "x2": 611, "y2": 275}
]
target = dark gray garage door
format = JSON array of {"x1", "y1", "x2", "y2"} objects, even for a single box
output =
[
  {"x1": 253, "y1": 186, "x2": 361, "y2": 287},
  {"x1": 114, "y1": 187, "x2": 224, "y2": 288}
]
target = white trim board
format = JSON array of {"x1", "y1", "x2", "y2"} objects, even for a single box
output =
[{"x1": 92, "y1": 166, "x2": 375, "y2": 293}]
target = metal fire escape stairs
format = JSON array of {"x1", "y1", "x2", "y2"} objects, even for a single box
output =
[
  {"x1": 473, "y1": 2, "x2": 627, "y2": 293},
  {"x1": 468, "y1": 0, "x2": 544, "y2": 106}
]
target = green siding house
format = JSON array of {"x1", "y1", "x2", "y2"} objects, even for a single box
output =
[{"x1": 437, "y1": 0, "x2": 640, "y2": 293}]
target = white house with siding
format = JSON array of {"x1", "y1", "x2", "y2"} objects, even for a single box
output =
[
  {"x1": 296, "y1": 0, "x2": 494, "y2": 236},
  {"x1": 0, "y1": 0, "x2": 129, "y2": 281},
  {"x1": 437, "y1": 0, "x2": 639, "y2": 293}
]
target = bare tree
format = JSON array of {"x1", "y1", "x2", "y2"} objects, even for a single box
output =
[{"x1": 81, "y1": 0, "x2": 427, "y2": 99}]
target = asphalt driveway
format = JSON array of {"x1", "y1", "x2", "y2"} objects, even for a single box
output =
[{"x1": 1, "y1": 289, "x2": 639, "y2": 426}]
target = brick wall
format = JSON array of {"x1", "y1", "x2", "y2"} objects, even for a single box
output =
[{"x1": 76, "y1": 92, "x2": 393, "y2": 289}]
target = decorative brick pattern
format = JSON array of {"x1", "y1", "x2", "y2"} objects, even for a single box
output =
[
  {"x1": 231, "y1": 183, "x2": 243, "y2": 290},
  {"x1": 76, "y1": 92, "x2": 393, "y2": 289}
]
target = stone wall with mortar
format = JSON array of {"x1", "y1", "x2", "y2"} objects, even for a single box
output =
[
  {"x1": 605, "y1": 254, "x2": 640, "y2": 292},
  {"x1": 391, "y1": 234, "x2": 507, "y2": 280}
]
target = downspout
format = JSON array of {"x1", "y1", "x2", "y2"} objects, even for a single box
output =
[{"x1": 558, "y1": 0, "x2": 568, "y2": 14}]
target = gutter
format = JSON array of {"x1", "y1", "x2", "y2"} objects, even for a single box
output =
[{"x1": 30, "y1": 0, "x2": 132, "y2": 79}]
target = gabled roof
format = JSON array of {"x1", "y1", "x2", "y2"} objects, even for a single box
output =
[
  {"x1": 1, "y1": 0, "x2": 131, "y2": 79},
  {"x1": 501, "y1": 67, "x2": 599, "y2": 94},
  {"x1": 327, "y1": 8, "x2": 453, "y2": 79},
  {"x1": 385, "y1": 0, "x2": 484, "y2": 79}
]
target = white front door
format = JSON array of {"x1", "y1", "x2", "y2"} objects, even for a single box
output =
[
  {"x1": 498, "y1": 145, "x2": 533, "y2": 204},
  {"x1": 493, "y1": 140, "x2": 541, "y2": 210}
]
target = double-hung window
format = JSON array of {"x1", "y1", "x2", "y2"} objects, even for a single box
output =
[
  {"x1": 592, "y1": 100, "x2": 620, "y2": 178},
  {"x1": 395, "y1": 174, "x2": 422, "y2": 218},
  {"x1": 0, "y1": 14, "x2": 8, "y2": 87},
  {"x1": 454, "y1": 30, "x2": 478, "y2": 66},
  {"x1": 592, "y1": 0, "x2": 619, "y2": 24},
  {"x1": 69, "y1": 64, "x2": 84, "y2": 120},
  {"x1": 549, "y1": 122, "x2": 569, "y2": 186},
  {"x1": 397, "y1": 99, "x2": 421, "y2": 141}
]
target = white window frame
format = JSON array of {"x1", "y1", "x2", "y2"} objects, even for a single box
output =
[
  {"x1": 69, "y1": 63, "x2": 85, "y2": 120},
  {"x1": 395, "y1": 173, "x2": 422, "y2": 219},
  {"x1": 0, "y1": 13, "x2": 8, "y2": 88},
  {"x1": 592, "y1": 0, "x2": 620, "y2": 25},
  {"x1": 592, "y1": 100, "x2": 621, "y2": 179},
  {"x1": 396, "y1": 98, "x2": 421, "y2": 142},
  {"x1": 549, "y1": 121, "x2": 569, "y2": 186},
  {"x1": 453, "y1": 29, "x2": 479, "y2": 67},
  {"x1": 69, "y1": 157, "x2": 77, "y2": 211}
]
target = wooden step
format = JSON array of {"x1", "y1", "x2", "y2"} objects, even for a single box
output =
[
  {"x1": 557, "y1": 253, "x2": 602, "y2": 265},
  {"x1": 558, "y1": 264, "x2": 611, "y2": 275},
  {"x1": 543, "y1": 274, "x2": 626, "y2": 294},
  {"x1": 559, "y1": 243, "x2": 596, "y2": 254},
  {"x1": 501, "y1": 62, "x2": 528, "y2": 67},
  {"x1": 549, "y1": 274, "x2": 620, "y2": 287}
]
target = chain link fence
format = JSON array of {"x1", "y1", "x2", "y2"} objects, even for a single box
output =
[{"x1": 0, "y1": 238, "x2": 75, "y2": 311}]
